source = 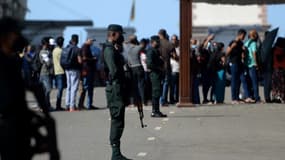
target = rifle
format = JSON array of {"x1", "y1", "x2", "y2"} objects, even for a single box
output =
[{"x1": 137, "y1": 103, "x2": 147, "y2": 128}]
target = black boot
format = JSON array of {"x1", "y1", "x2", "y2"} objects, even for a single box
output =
[
  {"x1": 111, "y1": 144, "x2": 132, "y2": 160},
  {"x1": 151, "y1": 97, "x2": 167, "y2": 118},
  {"x1": 151, "y1": 111, "x2": 167, "y2": 118}
]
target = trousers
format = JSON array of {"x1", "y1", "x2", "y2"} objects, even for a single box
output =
[{"x1": 105, "y1": 83, "x2": 126, "y2": 145}]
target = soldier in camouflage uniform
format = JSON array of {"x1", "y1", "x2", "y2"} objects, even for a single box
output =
[
  {"x1": 103, "y1": 24, "x2": 132, "y2": 160},
  {"x1": 147, "y1": 36, "x2": 167, "y2": 118}
]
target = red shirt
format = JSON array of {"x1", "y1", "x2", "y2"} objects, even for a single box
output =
[{"x1": 273, "y1": 47, "x2": 285, "y2": 69}]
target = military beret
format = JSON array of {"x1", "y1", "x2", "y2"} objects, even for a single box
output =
[{"x1": 107, "y1": 24, "x2": 125, "y2": 33}]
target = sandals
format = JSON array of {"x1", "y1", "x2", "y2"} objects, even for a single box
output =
[{"x1": 244, "y1": 98, "x2": 255, "y2": 103}]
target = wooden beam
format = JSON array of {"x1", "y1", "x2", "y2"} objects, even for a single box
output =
[
  {"x1": 193, "y1": 0, "x2": 285, "y2": 5},
  {"x1": 177, "y1": 0, "x2": 193, "y2": 107}
]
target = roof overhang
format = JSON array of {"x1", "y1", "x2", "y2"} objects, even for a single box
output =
[
  {"x1": 193, "y1": 0, "x2": 285, "y2": 5},
  {"x1": 24, "y1": 20, "x2": 93, "y2": 28}
]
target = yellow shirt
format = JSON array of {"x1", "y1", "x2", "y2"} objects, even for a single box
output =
[{"x1": 52, "y1": 47, "x2": 65, "y2": 75}]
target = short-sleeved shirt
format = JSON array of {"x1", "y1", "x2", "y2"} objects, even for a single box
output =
[
  {"x1": 228, "y1": 40, "x2": 244, "y2": 65},
  {"x1": 244, "y1": 40, "x2": 257, "y2": 68},
  {"x1": 52, "y1": 47, "x2": 65, "y2": 75}
]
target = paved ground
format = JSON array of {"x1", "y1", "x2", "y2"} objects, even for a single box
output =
[{"x1": 27, "y1": 87, "x2": 285, "y2": 160}]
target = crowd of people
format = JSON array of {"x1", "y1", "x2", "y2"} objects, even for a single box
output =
[
  {"x1": 20, "y1": 29, "x2": 181, "y2": 114},
  {"x1": 21, "y1": 35, "x2": 101, "y2": 112},
  {"x1": 1, "y1": 16, "x2": 285, "y2": 159},
  {"x1": 19, "y1": 28, "x2": 285, "y2": 113},
  {"x1": 191, "y1": 29, "x2": 285, "y2": 105}
]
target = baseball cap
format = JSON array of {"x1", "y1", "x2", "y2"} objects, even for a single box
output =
[{"x1": 49, "y1": 38, "x2": 56, "y2": 45}]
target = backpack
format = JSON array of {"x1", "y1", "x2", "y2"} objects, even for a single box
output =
[
  {"x1": 60, "y1": 45, "x2": 74, "y2": 69},
  {"x1": 30, "y1": 52, "x2": 42, "y2": 72}
]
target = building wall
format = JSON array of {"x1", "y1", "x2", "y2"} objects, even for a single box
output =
[
  {"x1": 0, "y1": 0, "x2": 27, "y2": 19},
  {"x1": 86, "y1": 27, "x2": 136, "y2": 47},
  {"x1": 23, "y1": 28, "x2": 65, "y2": 45},
  {"x1": 193, "y1": 3, "x2": 267, "y2": 26},
  {"x1": 192, "y1": 3, "x2": 269, "y2": 45}
]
